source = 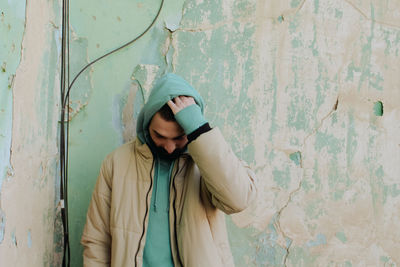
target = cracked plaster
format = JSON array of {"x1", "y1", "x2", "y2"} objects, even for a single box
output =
[{"x1": 1, "y1": 0, "x2": 398, "y2": 266}]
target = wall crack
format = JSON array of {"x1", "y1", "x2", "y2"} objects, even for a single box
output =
[
  {"x1": 275, "y1": 97, "x2": 339, "y2": 266},
  {"x1": 162, "y1": 26, "x2": 176, "y2": 72},
  {"x1": 343, "y1": 0, "x2": 400, "y2": 29}
]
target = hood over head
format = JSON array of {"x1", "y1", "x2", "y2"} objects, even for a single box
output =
[{"x1": 136, "y1": 73, "x2": 205, "y2": 145}]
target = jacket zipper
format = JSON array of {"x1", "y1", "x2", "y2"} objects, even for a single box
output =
[
  {"x1": 171, "y1": 159, "x2": 184, "y2": 267},
  {"x1": 134, "y1": 159, "x2": 155, "y2": 267}
]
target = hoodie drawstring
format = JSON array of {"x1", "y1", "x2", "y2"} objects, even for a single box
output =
[{"x1": 153, "y1": 157, "x2": 160, "y2": 212}]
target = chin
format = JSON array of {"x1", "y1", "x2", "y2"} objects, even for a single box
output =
[{"x1": 155, "y1": 146, "x2": 187, "y2": 160}]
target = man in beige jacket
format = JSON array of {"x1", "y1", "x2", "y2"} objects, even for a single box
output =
[{"x1": 81, "y1": 73, "x2": 257, "y2": 267}]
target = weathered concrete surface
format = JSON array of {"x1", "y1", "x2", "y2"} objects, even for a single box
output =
[
  {"x1": 68, "y1": 0, "x2": 400, "y2": 266},
  {"x1": 1, "y1": 0, "x2": 400, "y2": 266},
  {"x1": 0, "y1": 0, "x2": 62, "y2": 266}
]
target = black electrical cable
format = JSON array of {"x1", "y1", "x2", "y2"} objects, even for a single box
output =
[
  {"x1": 63, "y1": 0, "x2": 165, "y2": 109},
  {"x1": 60, "y1": 0, "x2": 70, "y2": 266},
  {"x1": 60, "y1": 0, "x2": 66, "y2": 264},
  {"x1": 59, "y1": 1, "x2": 164, "y2": 266}
]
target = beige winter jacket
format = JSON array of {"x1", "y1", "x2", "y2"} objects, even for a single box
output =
[{"x1": 81, "y1": 128, "x2": 257, "y2": 267}]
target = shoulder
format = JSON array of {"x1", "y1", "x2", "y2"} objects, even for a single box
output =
[{"x1": 103, "y1": 138, "x2": 153, "y2": 167}]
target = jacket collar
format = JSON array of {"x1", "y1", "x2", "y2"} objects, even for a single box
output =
[{"x1": 134, "y1": 137, "x2": 153, "y2": 160}]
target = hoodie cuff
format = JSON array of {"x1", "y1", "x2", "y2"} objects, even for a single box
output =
[
  {"x1": 174, "y1": 104, "x2": 207, "y2": 135},
  {"x1": 187, "y1": 123, "x2": 212, "y2": 142}
]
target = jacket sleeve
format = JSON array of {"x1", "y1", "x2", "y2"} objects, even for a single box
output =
[
  {"x1": 81, "y1": 156, "x2": 113, "y2": 266},
  {"x1": 188, "y1": 127, "x2": 257, "y2": 214}
]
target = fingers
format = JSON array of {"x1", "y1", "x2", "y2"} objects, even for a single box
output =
[
  {"x1": 167, "y1": 100, "x2": 178, "y2": 114},
  {"x1": 167, "y1": 96, "x2": 196, "y2": 114}
]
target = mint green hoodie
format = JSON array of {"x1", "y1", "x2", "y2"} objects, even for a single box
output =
[{"x1": 136, "y1": 73, "x2": 207, "y2": 267}]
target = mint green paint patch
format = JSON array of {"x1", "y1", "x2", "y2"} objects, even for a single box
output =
[
  {"x1": 233, "y1": 0, "x2": 256, "y2": 19},
  {"x1": 383, "y1": 30, "x2": 392, "y2": 56},
  {"x1": 0, "y1": 209, "x2": 5, "y2": 244},
  {"x1": 291, "y1": 37, "x2": 302, "y2": 48},
  {"x1": 287, "y1": 246, "x2": 318, "y2": 266},
  {"x1": 357, "y1": 4, "x2": 375, "y2": 91},
  {"x1": 312, "y1": 164, "x2": 321, "y2": 188},
  {"x1": 37, "y1": 31, "x2": 59, "y2": 135},
  {"x1": 290, "y1": 151, "x2": 301, "y2": 166},
  {"x1": 315, "y1": 131, "x2": 343, "y2": 154},
  {"x1": 225, "y1": 216, "x2": 257, "y2": 267},
  {"x1": 380, "y1": 256, "x2": 390, "y2": 263},
  {"x1": 289, "y1": 136, "x2": 300, "y2": 146},
  {"x1": 289, "y1": 13, "x2": 301, "y2": 33},
  {"x1": 384, "y1": 184, "x2": 400, "y2": 201},
  {"x1": 273, "y1": 167, "x2": 291, "y2": 189},
  {"x1": 331, "y1": 112, "x2": 338, "y2": 125},
  {"x1": 373, "y1": 101, "x2": 383, "y2": 116},
  {"x1": 305, "y1": 199, "x2": 324, "y2": 219},
  {"x1": 335, "y1": 9, "x2": 343, "y2": 18},
  {"x1": 335, "y1": 232, "x2": 347, "y2": 243},
  {"x1": 290, "y1": 0, "x2": 302, "y2": 8},
  {"x1": 180, "y1": 0, "x2": 223, "y2": 27},
  {"x1": 268, "y1": 150, "x2": 276, "y2": 161},
  {"x1": 68, "y1": 35, "x2": 92, "y2": 120},
  {"x1": 301, "y1": 179, "x2": 312, "y2": 192},
  {"x1": 369, "y1": 72, "x2": 384, "y2": 91},
  {"x1": 306, "y1": 233, "x2": 326, "y2": 247},
  {"x1": 345, "y1": 261, "x2": 352, "y2": 267},
  {"x1": 334, "y1": 189, "x2": 345, "y2": 200},
  {"x1": 314, "y1": 61, "x2": 332, "y2": 111},
  {"x1": 327, "y1": 160, "x2": 345, "y2": 200},
  {"x1": 228, "y1": 215, "x2": 288, "y2": 266},
  {"x1": 346, "y1": 111, "x2": 357, "y2": 168},
  {"x1": 278, "y1": 15, "x2": 284, "y2": 23},
  {"x1": 314, "y1": 0, "x2": 319, "y2": 14},
  {"x1": 11, "y1": 229, "x2": 17, "y2": 246},
  {"x1": 309, "y1": 24, "x2": 318, "y2": 57},
  {"x1": 305, "y1": 159, "x2": 322, "y2": 192},
  {"x1": 345, "y1": 62, "x2": 361, "y2": 82},
  {"x1": 291, "y1": 55, "x2": 299, "y2": 88},
  {"x1": 253, "y1": 215, "x2": 289, "y2": 266},
  {"x1": 0, "y1": 0, "x2": 25, "y2": 196},
  {"x1": 269, "y1": 53, "x2": 279, "y2": 141},
  {"x1": 366, "y1": 135, "x2": 385, "y2": 211},
  {"x1": 27, "y1": 229, "x2": 32, "y2": 248},
  {"x1": 287, "y1": 95, "x2": 311, "y2": 131}
]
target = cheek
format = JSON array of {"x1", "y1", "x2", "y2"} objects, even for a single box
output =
[
  {"x1": 175, "y1": 139, "x2": 188, "y2": 148},
  {"x1": 150, "y1": 133, "x2": 163, "y2": 147}
]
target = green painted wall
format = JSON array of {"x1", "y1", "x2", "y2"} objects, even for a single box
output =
[
  {"x1": 1, "y1": 0, "x2": 400, "y2": 266},
  {"x1": 0, "y1": 0, "x2": 62, "y2": 266}
]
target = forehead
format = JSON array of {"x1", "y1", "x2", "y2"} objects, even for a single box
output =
[{"x1": 149, "y1": 112, "x2": 184, "y2": 138}]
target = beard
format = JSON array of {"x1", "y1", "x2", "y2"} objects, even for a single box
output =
[
  {"x1": 147, "y1": 137, "x2": 187, "y2": 160},
  {"x1": 152, "y1": 145, "x2": 187, "y2": 160}
]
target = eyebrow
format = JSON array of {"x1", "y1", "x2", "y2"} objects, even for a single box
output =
[{"x1": 153, "y1": 129, "x2": 185, "y2": 140}]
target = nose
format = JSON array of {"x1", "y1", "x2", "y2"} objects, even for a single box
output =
[{"x1": 164, "y1": 141, "x2": 176, "y2": 154}]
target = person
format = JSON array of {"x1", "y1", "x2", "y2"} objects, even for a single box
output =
[{"x1": 81, "y1": 73, "x2": 257, "y2": 267}]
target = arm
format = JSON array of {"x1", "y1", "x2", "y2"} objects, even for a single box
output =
[
  {"x1": 168, "y1": 96, "x2": 257, "y2": 214},
  {"x1": 81, "y1": 157, "x2": 112, "y2": 266},
  {"x1": 188, "y1": 127, "x2": 257, "y2": 214}
]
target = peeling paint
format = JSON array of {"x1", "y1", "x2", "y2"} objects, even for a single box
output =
[
  {"x1": 0, "y1": 209, "x2": 5, "y2": 244},
  {"x1": 0, "y1": 0, "x2": 62, "y2": 265},
  {"x1": 306, "y1": 233, "x2": 326, "y2": 247},
  {"x1": 1, "y1": 0, "x2": 396, "y2": 266},
  {"x1": 11, "y1": 228, "x2": 17, "y2": 246},
  {"x1": 373, "y1": 100, "x2": 383, "y2": 116},
  {"x1": 335, "y1": 231, "x2": 347, "y2": 243},
  {"x1": 27, "y1": 229, "x2": 32, "y2": 248}
]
